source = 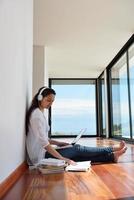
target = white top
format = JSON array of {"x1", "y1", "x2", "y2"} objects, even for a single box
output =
[{"x1": 26, "y1": 108, "x2": 50, "y2": 165}]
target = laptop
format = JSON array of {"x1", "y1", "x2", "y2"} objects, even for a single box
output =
[{"x1": 56, "y1": 128, "x2": 87, "y2": 149}]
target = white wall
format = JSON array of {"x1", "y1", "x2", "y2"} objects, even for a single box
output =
[
  {"x1": 0, "y1": 0, "x2": 33, "y2": 183},
  {"x1": 33, "y1": 45, "x2": 48, "y2": 96},
  {"x1": 44, "y1": 47, "x2": 49, "y2": 86},
  {"x1": 33, "y1": 45, "x2": 44, "y2": 96}
]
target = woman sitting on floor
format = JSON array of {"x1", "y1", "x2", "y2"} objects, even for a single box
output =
[{"x1": 26, "y1": 87, "x2": 127, "y2": 166}]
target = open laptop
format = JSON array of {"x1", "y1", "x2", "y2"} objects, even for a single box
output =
[{"x1": 56, "y1": 128, "x2": 87, "y2": 149}]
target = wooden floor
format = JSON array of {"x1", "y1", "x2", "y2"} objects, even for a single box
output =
[{"x1": 2, "y1": 138, "x2": 134, "y2": 200}]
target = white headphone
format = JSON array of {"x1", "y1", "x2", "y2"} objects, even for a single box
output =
[{"x1": 37, "y1": 87, "x2": 47, "y2": 101}]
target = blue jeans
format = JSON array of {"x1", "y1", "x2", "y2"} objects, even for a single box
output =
[{"x1": 45, "y1": 144, "x2": 114, "y2": 163}]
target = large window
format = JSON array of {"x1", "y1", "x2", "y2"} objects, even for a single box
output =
[
  {"x1": 110, "y1": 54, "x2": 130, "y2": 138},
  {"x1": 128, "y1": 44, "x2": 134, "y2": 138},
  {"x1": 50, "y1": 79, "x2": 97, "y2": 136}
]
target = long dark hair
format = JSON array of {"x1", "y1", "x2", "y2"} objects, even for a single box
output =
[{"x1": 25, "y1": 87, "x2": 56, "y2": 135}]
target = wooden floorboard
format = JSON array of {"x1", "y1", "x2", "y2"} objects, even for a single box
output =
[
  {"x1": 1, "y1": 138, "x2": 134, "y2": 200},
  {"x1": 0, "y1": 162, "x2": 28, "y2": 199}
]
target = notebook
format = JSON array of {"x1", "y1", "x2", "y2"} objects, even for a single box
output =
[
  {"x1": 56, "y1": 128, "x2": 87, "y2": 149},
  {"x1": 65, "y1": 161, "x2": 91, "y2": 172}
]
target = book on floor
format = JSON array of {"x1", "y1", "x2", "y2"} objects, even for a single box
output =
[
  {"x1": 37, "y1": 158, "x2": 66, "y2": 174},
  {"x1": 37, "y1": 159, "x2": 91, "y2": 174},
  {"x1": 65, "y1": 161, "x2": 91, "y2": 172},
  {"x1": 38, "y1": 164, "x2": 65, "y2": 174}
]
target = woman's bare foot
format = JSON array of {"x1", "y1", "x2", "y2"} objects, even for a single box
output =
[
  {"x1": 113, "y1": 140, "x2": 126, "y2": 152},
  {"x1": 113, "y1": 146, "x2": 127, "y2": 162}
]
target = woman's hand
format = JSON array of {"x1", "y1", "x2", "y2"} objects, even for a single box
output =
[
  {"x1": 49, "y1": 139, "x2": 70, "y2": 147},
  {"x1": 62, "y1": 157, "x2": 76, "y2": 165},
  {"x1": 58, "y1": 141, "x2": 70, "y2": 147},
  {"x1": 45, "y1": 142, "x2": 76, "y2": 165},
  {"x1": 45, "y1": 144, "x2": 76, "y2": 165}
]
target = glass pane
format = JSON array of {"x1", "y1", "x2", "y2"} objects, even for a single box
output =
[
  {"x1": 111, "y1": 53, "x2": 130, "y2": 138},
  {"x1": 128, "y1": 43, "x2": 134, "y2": 138},
  {"x1": 51, "y1": 80, "x2": 97, "y2": 136}
]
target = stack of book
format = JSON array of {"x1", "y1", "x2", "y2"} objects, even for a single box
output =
[
  {"x1": 37, "y1": 158, "x2": 66, "y2": 174},
  {"x1": 37, "y1": 159, "x2": 91, "y2": 174},
  {"x1": 38, "y1": 165, "x2": 65, "y2": 174}
]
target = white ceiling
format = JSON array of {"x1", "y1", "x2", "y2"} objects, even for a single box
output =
[{"x1": 34, "y1": 0, "x2": 134, "y2": 78}]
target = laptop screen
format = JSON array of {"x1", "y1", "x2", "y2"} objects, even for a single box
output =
[{"x1": 71, "y1": 128, "x2": 87, "y2": 145}]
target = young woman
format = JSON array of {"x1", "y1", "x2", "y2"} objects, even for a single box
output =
[{"x1": 26, "y1": 86, "x2": 127, "y2": 166}]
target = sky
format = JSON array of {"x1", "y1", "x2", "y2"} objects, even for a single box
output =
[{"x1": 51, "y1": 84, "x2": 96, "y2": 135}]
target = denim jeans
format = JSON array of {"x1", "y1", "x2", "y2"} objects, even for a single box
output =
[{"x1": 45, "y1": 144, "x2": 114, "y2": 163}]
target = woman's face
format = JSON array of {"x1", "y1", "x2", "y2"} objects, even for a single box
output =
[{"x1": 40, "y1": 94, "x2": 55, "y2": 109}]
